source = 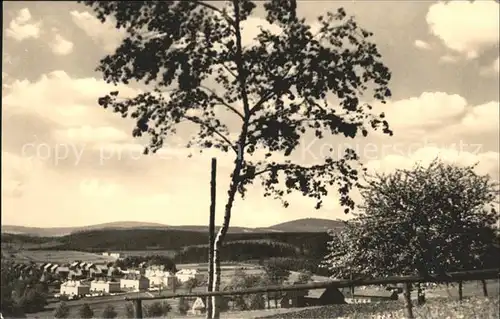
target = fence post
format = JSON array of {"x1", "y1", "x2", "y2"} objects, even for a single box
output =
[
  {"x1": 481, "y1": 279, "x2": 488, "y2": 297},
  {"x1": 458, "y1": 281, "x2": 463, "y2": 301},
  {"x1": 134, "y1": 299, "x2": 143, "y2": 318},
  {"x1": 403, "y1": 282, "x2": 414, "y2": 319}
]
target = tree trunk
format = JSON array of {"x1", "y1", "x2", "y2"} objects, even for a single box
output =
[
  {"x1": 211, "y1": 160, "x2": 244, "y2": 318},
  {"x1": 458, "y1": 281, "x2": 463, "y2": 301},
  {"x1": 481, "y1": 279, "x2": 488, "y2": 297},
  {"x1": 207, "y1": 158, "x2": 217, "y2": 319},
  {"x1": 211, "y1": 1, "x2": 251, "y2": 316}
]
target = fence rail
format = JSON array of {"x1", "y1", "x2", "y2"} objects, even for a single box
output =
[{"x1": 125, "y1": 268, "x2": 499, "y2": 318}]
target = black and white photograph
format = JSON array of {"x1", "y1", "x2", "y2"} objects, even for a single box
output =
[{"x1": 2, "y1": 1, "x2": 499, "y2": 318}]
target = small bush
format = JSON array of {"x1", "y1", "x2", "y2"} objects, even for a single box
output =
[
  {"x1": 78, "y1": 303, "x2": 94, "y2": 318},
  {"x1": 101, "y1": 305, "x2": 118, "y2": 318},
  {"x1": 125, "y1": 302, "x2": 135, "y2": 318},
  {"x1": 53, "y1": 302, "x2": 70, "y2": 318},
  {"x1": 144, "y1": 301, "x2": 171, "y2": 317},
  {"x1": 178, "y1": 297, "x2": 190, "y2": 315}
]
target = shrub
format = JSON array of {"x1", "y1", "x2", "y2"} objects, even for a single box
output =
[
  {"x1": 53, "y1": 302, "x2": 70, "y2": 318},
  {"x1": 144, "y1": 301, "x2": 171, "y2": 317},
  {"x1": 125, "y1": 302, "x2": 135, "y2": 318},
  {"x1": 78, "y1": 303, "x2": 94, "y2": 318},
  {"x1": 178, "y1": 297, "x2": 190, "y2": 315},
  {"x1": 101, "y1": 305, "x2": 118, "y2": 318},
  {"x1": 15, "y1": 288, "x2": 47, "y2": 313}
]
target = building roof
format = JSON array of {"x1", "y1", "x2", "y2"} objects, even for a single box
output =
[
  {"x1": 341, "y1": 287, "x2": 397, "y2": 299},
  {"x1": 306, "y1": 288, "x2": 327, "y2": 299},
  {"x1": 176, "y1": 269, "x2": 199, "y2": 275},
  {"x1": 61, "y1": 280, "x2": 89, "y2": 288}
]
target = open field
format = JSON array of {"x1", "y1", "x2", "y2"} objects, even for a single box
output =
[
  {"x1": 6, "y1": 250, "x2": 117, "y2": 264},
  {"x1": 114, "y1": 250, "x2": 177, "y2": 258}
]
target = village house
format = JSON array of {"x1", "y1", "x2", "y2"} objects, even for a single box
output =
[
  {"x1": 60, "y1": 280, "x2": 91, "y2": 296},
  {"x1": 175, "y1": 269, "x2": 205, "y2": 283},
  {"x1": 56, "y1": 266, "x2": 70, "y2": 279},
  {"x1": 341, "y1": 286, "x2": 399, "y2": 303},
  {"x1": 301, "y1": 287, "x2": 346, "y2": 307},
  {"x1": 120, "y1": 274, "x2": 150, "y2": 291},
  {"x1": 90, "y1": 265, "x2": 108, "y2": 278},
  {"x1": 278, "y1": 290, "x2": 309, "y2": 308},
  {"x1": 90, "y1": 280, "x2": 121, "y2": 293},
  {"x1": 145, "y1": 266, "x2": 177, "y2": 288},
  {"x1": 102, "y1": 252, "x2": 121, "y2": 260}
]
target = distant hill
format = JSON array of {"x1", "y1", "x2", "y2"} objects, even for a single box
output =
[
  {"x1": 1, "y1": 218, "x2": 345, "y2": 237},
  {"x1": 268, "y1": 218, "x2": 347, "y2": 232},
  {"x1": 1, "y1": 221, "x2": 170, "y2": 237}
]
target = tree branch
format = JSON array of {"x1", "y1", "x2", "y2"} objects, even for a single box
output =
[
  {"x1": 248, "y1": 21, "x2": 333, "y2": 116},
  {"x1": 199, "y1": 85, "x2": 244, "y2": 120},
  {"x1": 185, "y1": 116, "x2": 238, "y2": 154},
  {"x1": 197, "y1": 1, "x2": 236, "y2": 30}
]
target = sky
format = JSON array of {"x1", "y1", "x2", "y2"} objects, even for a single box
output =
[{"x1": 2, "y1": 0, "x2": 499, "y2": 228}]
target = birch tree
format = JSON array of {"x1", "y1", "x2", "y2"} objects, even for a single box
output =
[{"x1": 81, "y1": 1, "x2": 393, "y2": 317}]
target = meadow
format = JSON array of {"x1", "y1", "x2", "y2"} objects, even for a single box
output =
[{"x1": 7, "y1": 250, "x2": 117, "y2": 264}]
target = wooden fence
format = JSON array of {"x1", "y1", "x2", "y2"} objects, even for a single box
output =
[{"x1": 126, "y1": 268, "x2": 499, "y2": 318}]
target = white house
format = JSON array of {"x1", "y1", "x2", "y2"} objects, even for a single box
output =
[
  {"x1": 90, "y1": 280, "x2": 121, "y2": 293},
  {"x1": 60, "y1": 280, "x2": 91, "y2": 296},
  {"x1": 175, "y1": 269, "x2": 205, "y2": 283},
  {"x1": 145, "y1": 267, "x2": 177, "y2": 288},
  {"x1": 120, "y1": 275, "x2": 150, "y2": 291}
]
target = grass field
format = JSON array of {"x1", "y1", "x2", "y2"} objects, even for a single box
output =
[
  {"x1": 7, "y1": 250, "x2": 117, "y2": 264},
  {"x1": 115, "y1": 250, "x2": 178, "y2": 258}
]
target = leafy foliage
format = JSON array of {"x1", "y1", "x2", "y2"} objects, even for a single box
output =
[
  {"x1": 178, "y1": 296, "x2": 190, "y2": 315},
  {"x1": 102, "y1": 305, "x2": 118, "y2": 318},
  {"x1": 262, "y1": 259, "x2": 292, "y2": 284},
  {"x1": 54, "y1": 302, "x2": 70, "y2": 318},
  {"x1": 78, "y1": 303, "x2": 94, "y2": 319},
  {"x1": 143, "y1": 301, "x2": 172, "y2": 317},
  {"x1": 323, "y1": 160, "x2": 499, "y2": 279},
  {"x1": 114, "y1": 255, "x2": 177, "y2": 272},
  {"x1": 224, "y1": 269, "x2": 267, "y2": 311},
  {"x1": 80, "y1": 0, "x2": 392, "y2": 214},
  {"x1": 183, "y1": 277, "x2": 200, "y2": 293},
  {"x1": 125, "y1": 302, "x2": 135, "y2": 318},
  {"x1": 1, "y1": 261, "x2": 47, "y2": 317},
  {"x1": 175, "y1": 240, "x2": 300, "y2": 263}
]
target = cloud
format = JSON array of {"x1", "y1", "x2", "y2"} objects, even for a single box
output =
[
  {"x1": 52, "y1": 126, "x2": 129, "y2": 144},
  {"x1": 79, "y1": 178, "x2": 124, "y2": 198},
  {"x1": 480, "y1": 57, "x2": 500, "y2": 76},
  {"x1": 5, "y1": 8, "x2": 42, "y2": 41},
  {"x1": 439, "y1": 54, "x2": 460, "y2": 64},
  {"x1": 50, "y1": 34, "x2": 74, "y2": 56},
  {"x1": 70, "y1": 10, "x2": 126, "y2": 54},
  {"x1": 1, "y1": 151, "x2": 44, "y2": 198},
  {"x1": 366, "y1": 146, "x2": 499, "y2": 179},
  {"x1": 414, "y1": 39, "x2": 431, "y2": 50},
  {"x1": 374, "y1": 92, "x2": 467, "y2": 131},
  {"x1": 426, "y1": 0, "x2": 500, "y2": 59},
  {"x1": 458, "y1": 101, "x2": 499, "y2": 134},
  {"x1": 2, "y1": 70, "x2": 139, "y2": 129}
]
